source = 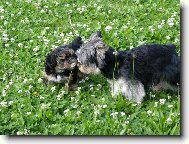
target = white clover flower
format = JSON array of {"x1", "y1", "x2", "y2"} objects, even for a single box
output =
[
  {"x1": 37, "y1": 78, "x2": 43, "y2": 83},
  {"x1": 94, "y1": 109, "x2": 100, "y2": 116},
  {"x1": 23, "y1": 78, "x2": 28, "y2": 84},
  {"x1": 97, "y1": 6, "x2": 101, "y2": 10},
  {"x1": 60, "y1": 33, "x2": 64, "y2": 37},
  {"x1": 102, "y1": 104, "x2": 107, "y2": 108},
  {"x1": 159, "y1": 99, "x2": 166, "y2": 105},
  {"x1": 125, "y1": 121, "x2": 129, "y2": 124},
  {"x1": 2, "y1": 90, "x2": 6, "y2": 97},
  {"x1": 16, "y1": 131, "x2": 23, "y2": 135},
  {"x1": 18, "y1": 43, "x2": 23, "y2": 47},
  {"x1": 165, "y1": 36, "x2": 170, "y2": 40},
  {"x1": 18, "y1": 90, "x2": 22, "y2": 94},
  {"x1": 33, "y1": 46, "x2": 39, "y2": 52},
  {"x1": 39, "y1": 96, "x2": 44, "y2": 100},
  {"x1": 41, "y1": 103, "x2": 50, "y2": 109},
  {"x1": 101, "y1": 98, "x2": 105, "y2": 101},
  {"x1": 10, "y1": 37, "x2": 15, "y2": 42},
  {"x1": 168, "y1": 105, "x2": 173, "y2": 108},
  {"x1": 77, "y1": 111, "x2": 82, "y2": 115},
  {"x1": 9, "y1": 101, "x2": 13, "y2": 105},
  {"x1": 5, "y1": 44, "x2": 9, "y2": 47},
  {"x1": 113, "y1": 50, "x2": 118, "y2": 55},
  {"x1": 121, "y1": 112, "x2": 125, "y2": 116},
  {"x1": 137, "y1": 102, "x2": 141, "y2": 105},
  {"x1": 29, "y1": 85, "x2": 33, "y2": 89},
  {"x1": 64, "y1": 109, "x2": 69, "y2": 113},
  {"x1": 83, "y1": 24, "x2": 87, "y2": 28},
  {"x1": 147, "y1": 110, "x2": 152, "y2": 116},
  {"x1": 26, "y1": 112, "x2": 31, "y2": 115},
  {"x1": 0, "y1": 6, "x2": 4, "y2": 13},
  {"x1": 132, "y1": 103, "x2": 137, "y2": 106},
  {"x1": 0, "y1": 15, "x2": 4, "y2": 19},
  {"x1": 154, "y1": 101, "x2": 158, "y2": 107},
  {"x1": 57, "y1": 94, "x2": 62, "y2": 100},
  {"x1": 96, "y1": 120, "x2": 100, "y2": 123},
  {"x1": 158, "y1": 24, "x2": 163, "y2": 29},
  {"x1": 51, "y1": 86, "x2": 56, "y2": 92},
  {"x1": 105, "y1": 25, "x2": 112, "y2": 31},
  {"x1": 0, "y1": 101, "x2": 7, "y2": 107},
  {"x1": 166, "y1": 117, "x2": 172, "y2": 124},
  {"x1": 40, "y1": 9, "x2": 45, "y2": 13}
]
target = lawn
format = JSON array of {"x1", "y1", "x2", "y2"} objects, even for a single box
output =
[{"x1": 0, "y1": 0, "x2": 180, "y2": 135}]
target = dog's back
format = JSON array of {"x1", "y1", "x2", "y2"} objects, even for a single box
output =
[{"x1": 120, "y1": 44, "x2": 180, "y2": 89}]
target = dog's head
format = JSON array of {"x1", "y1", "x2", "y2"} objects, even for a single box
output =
[
  {"x1": 44, "y1": 36, "x2": 82, "y2": 85},
  {"x1": 76, "y1": 30, "x2": 108, "y2": 74}
]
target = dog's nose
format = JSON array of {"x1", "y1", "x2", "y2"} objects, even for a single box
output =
[{"x1": 69, "y1": 57, "x2": 77, "y2": 63}]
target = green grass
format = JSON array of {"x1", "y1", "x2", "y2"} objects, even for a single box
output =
[{"x1": 0, "y1": 0, "x2": 180, "y2": 135}]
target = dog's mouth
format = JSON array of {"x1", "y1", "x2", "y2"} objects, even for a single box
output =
[{"x1": 77, "y1": 63, "x2": 100, "y2": 74}]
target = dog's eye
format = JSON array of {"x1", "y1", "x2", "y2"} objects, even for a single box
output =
[{"x1": 58, "y1": 59, "x2": 64, "y2": 64}]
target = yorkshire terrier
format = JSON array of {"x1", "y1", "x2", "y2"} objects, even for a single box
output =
[
  {"x1": 76, "y1": 30, "x2": 180, "y2": 102},
  {"x1": 44, "y1": 36, "x2": 83, "y2": 90}
]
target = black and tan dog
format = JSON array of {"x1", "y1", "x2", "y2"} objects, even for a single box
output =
[
  {"x1": 76, "y1": 31, "x2": 180, "y2": 102},
  {"x1": 44, "y1": 36, "x2": 83, "y2": 90}
]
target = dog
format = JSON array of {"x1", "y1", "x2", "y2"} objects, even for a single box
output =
[
  {"x1": 76, "y1": 30, "x2": 180, "y2": 102},
  {"x1": 43, "y1": 36, "x2": 83, "y2": 90}
]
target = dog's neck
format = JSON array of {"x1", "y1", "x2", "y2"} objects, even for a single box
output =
[{"x1": 99, "y1": 48, "x2": 121, "y2": 79}]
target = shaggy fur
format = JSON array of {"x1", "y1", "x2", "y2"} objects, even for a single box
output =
[
  {"x1": 76, "y1": 31, "x2": 180, "y2": 102},
  {"x1": 44, "y1": 36, "x2": 83, "y2": 90}
]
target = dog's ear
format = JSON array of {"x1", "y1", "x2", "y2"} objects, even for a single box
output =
[
  {"x1": 68, "y1": 36, "x2": 83, "y2": 51},
  {"x1": 89, "y1": 30, "x2": 102, "y2": 40}
]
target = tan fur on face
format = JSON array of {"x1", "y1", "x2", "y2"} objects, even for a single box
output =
[{"x1": 78, "y1": 65, "x2": 100, "y2": 74}]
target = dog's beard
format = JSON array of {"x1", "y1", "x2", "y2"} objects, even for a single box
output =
[
  {"x1": 78, "y1": 64, "x2": 100, "y2": 74},
  {"x1": 43, "y1": 72, "x2": 68, "y2": 85},
  {"x1": 55, "y1": 62, "x2": 77, "y2": 73}
]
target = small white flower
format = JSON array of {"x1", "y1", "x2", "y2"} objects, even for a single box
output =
[
  {"x1": 159, "y1": 99, "x2": 166, "y2": 105},
  {"x1": 168, "y1": 105, "x2": 173, "y2": 108},
  {"x1": 18, "y1": 90, "x2": 22, "y2": 93},
  {"x1": 33, "y1": 46, "x2": 39, "y2": 52},
  {"x1": 77, "y1": 111, "x2": 82, "y2": 115},
  {"x1": 51, "y1": 86, "x2": 56, "y2": 92},
  {"x1": 23, "y1": 79, "x2": 28, "y2": 84},
  {"x1": 39, "y1": 96, "x2": 44, "y2": 100},
  {"x1": 125, "y1": 121, "x2": 129, "y2": 124},
  {"x1": 64, "y1": 109, "x2": 69, "y2": 113},
  {"x1": 60, "y1": 33, "x2": 64, "y2": 37},
  {"x1": 18, "y1": 43, "x2": 23, "y2": 47},
  {"x1": 9, "y1": 101, "x2": 13, "y2": 105},
  {"x1": 38, "y1": 78, "x2": 43, "y2": 83},
  {"x1": 154, "y1": 102, "x2": 158, "y2": 107},
  {"x1": 40, "y1": 9, "x2": 45, "y2": 13},
  {"x1": 96, "y1": 120, "x2": 100, "y2": 123},
  {"x1": 121, "y1": 112, "x2": 125, "y2": 116},
  {"x1": 166, "y1": 36, "x2": 171, "y2": 40},
  {"x1": 2, "y1": 90, "x2": 6, "y2": 97},
  {"x1": 132, "y1": 103, "x2": 137, "y2": 106},
  {"x1": 105, "y1": 26, "x2": 112, "y2": 31},
  {"x1": 113, "y1": 51, "x2": 118, "y2": 55},
  {"x1": 166, "y1": 117, "x2": 172, "y2": 124},
  {"x1": 16, "y1": 131, "x2": 23, "y2": 135},
  {"x1": 102, "y1": 104, "x2": 107, "y2": 108},
  {"x1": 26, "y1": 112, "x2": 31, "y2": 115},
  {"x1": 29, "y1": 85, "x2": 33, "y2": 89},
  {"x1": 101, "y1": 98, "x2": 105, "y2": 101},
  {"x1": 147, "y1": 110, "x2": 152, "y2": 116},
  {"x1": 0, "y1": 101, "x2": 7, "y2": 107}
]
